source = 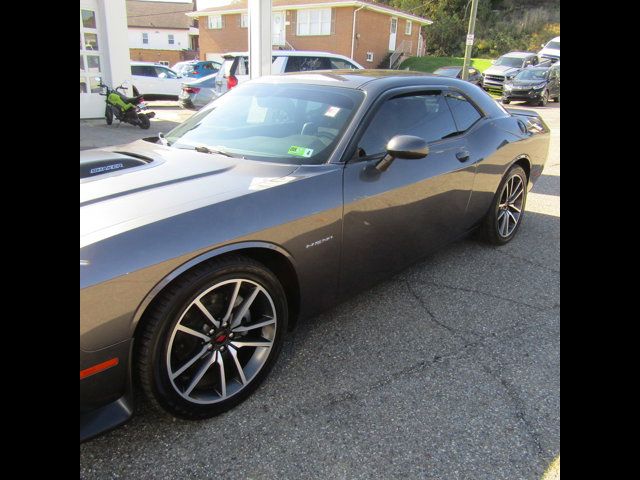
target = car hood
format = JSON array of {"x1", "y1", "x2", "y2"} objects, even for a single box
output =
[
  {"x1": 507, "y1": 79, "x2": 547, "y2": 87},
  {"x1": 483, "y1": 65, "x2": 521, "y2": 76},
  {"x1": 538, "y1": 47, "x2": 560, "y2": 58},
  {"x1": 80, "y1": 140, "x2": 300, "y2": 248}
]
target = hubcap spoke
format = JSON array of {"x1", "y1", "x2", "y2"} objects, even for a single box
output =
[
  {"x1": 176, "y1": 324, "x2": 211, "y2": 342},
  {"x1": 230, "y1": 285, "x2": 261, "y2": 329},
  {"x1": 195, "y1": 299, "x2": 219, "y2": 328},
  {"x1": 216, "y1": 350, "x2": 227, "y2": 398},
  {"x1": 171, "y1": 344, "x2": 210, "y2": 380},
  {"x1": 185, "y1": 352, "x2": 216, "y2": 396},
  {"x1": 222, "y1": 281, "x2": 242, "y2": 324},
  {"x1": 233, "y1": 317, "x2": 276, "y2": 333},
  {"x1": 228, "y1": 346, "x2": 247, "y2": 385},
  {"x1": 230, "y1": 340, "x2": 272, "y2": 348}
]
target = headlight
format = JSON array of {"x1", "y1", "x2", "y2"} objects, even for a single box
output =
[{"x1": 533, "y1": 83, "x2": 546, "y2": 89}]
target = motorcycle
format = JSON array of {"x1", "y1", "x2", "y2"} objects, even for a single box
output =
[{"x1": 96, "y1": 77, "x2": 155, "y2": 129}]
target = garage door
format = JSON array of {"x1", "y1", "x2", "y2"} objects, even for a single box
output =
[{"x1": 80, "y1": 1, "x2": 106, "y2": 118}]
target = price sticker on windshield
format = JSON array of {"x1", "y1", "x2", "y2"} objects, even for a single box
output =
[{"x1": 288, "y1": 146, "x2": 314, "y2": 158}]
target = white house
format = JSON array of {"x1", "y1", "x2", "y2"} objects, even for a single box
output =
[
  {"x1": 127, "y1": 0, "x2": 198, "y2": 65},
  {"x1": 80, "y1": 0, "x2": 132, "y2": 119}
]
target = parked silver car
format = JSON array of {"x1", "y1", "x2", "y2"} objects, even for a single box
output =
[{"x1": 178, "y1": 73, "x2": 218, "y2": 110}]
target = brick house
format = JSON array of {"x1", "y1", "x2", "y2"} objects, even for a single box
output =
[
  {"x1": 127, "y1": 0, "x2": 200, "y2": 66},
  {"x1": 188, "y1": 0, "x2": 432, "y2": 68}
]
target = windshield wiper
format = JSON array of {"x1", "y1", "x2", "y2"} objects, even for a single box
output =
[{"x1": 193, "y1": 145, "x2": 233, "y2": 157}]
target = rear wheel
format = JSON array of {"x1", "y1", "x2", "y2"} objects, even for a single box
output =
[
  {"x1": 480, "y1": 165, "x2": 528, "y2": 245},
  {"x1": 137, "y1": 255, "x2": 288, "y2": 419},
  {"x1": 138, "y1": 113, "x2": 150, "y2": 129},
  {"x1": 105, "y1": 107, "x2": 113, "y2": 125}
]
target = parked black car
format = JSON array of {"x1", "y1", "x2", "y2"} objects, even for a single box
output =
[
  {"x1": 80, "y1": 70, "x2": 550, "y2": 442},
  {"x1": 432, "y1": 66, "x2": 483, "y2": 86},
  {"x1": 502, "y1": 64, "x2": 560, "y2": 106}
]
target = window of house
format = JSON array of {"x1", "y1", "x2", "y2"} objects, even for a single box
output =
[
  {"x1": 168, "y1": 34, "x2": 174, "y2": 45},
  {"x1": 241, "y1": 13, "x2": 248, "y2": 28},
  {"x1": 366, "y1": 52, "x2": 374, "y2": 63},
  {"x1": 142, "y1": 32, "x2": 149, "y2": 44},
  {"x1": 405, "y1": 20, "x2": 412, "y2": 35},
  {"x1": 208, "y1": 15, "x2": 223, "y2": 29},
  {"x1": 297, "y1": 8, "x2": 331, "y2": 36}
]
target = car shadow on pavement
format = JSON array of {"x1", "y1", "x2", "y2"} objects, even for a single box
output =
[{"x1": 80, "y1": 207, "x2": 560, "y2": 480}]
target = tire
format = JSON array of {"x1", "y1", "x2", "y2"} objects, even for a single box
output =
[
  {"x1": 105, "y1": 107, "x2": 113, "y2": 125},
  {"x1": 137, "y1": 255, "x2": 288, "y2": 420},
  {"x1": 553, "y1": 94, "x2": 560, "y2": 102},
  {"x1": 138, "y1": 113, "x2": 150, "y2": 130},
  {"x1": 539, "y1": 90, "x2": 549, "y2": 107},
  {"x1": 479, "y1": 165, "x2": 528, "y2": 245},
  {"x1": 502, "y1": 98, "x2": 511, "y2": 104}
]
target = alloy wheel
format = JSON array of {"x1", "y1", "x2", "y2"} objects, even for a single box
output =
[
  {"x1": 166, "y1": 279, "x2": 277, "y2": 405},
  {"x1": 496, "y1": 174, "x2": 525, "y2": 238}
]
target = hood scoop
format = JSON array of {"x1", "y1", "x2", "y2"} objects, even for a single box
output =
[{"x1": 80, "y1": 150, "x2": 155, "y2": 180}]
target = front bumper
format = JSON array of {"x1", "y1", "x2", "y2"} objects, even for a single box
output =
[
  {"x1": 80, "y1": 339, "x2": 134, "y2": 442},
  {"x1": 503, "y1": 87, "x2": 545, "y2": 102}
]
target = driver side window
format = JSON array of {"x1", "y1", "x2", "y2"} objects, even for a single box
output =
[{"x1": 357, "y1": 93, "x2": 457, "y2": 157}]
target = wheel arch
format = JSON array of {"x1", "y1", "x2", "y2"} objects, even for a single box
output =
[
  {"x1": 130, "y1": 242, "x2": 302, "y2": 343},
  {"x1": 510, "y1": 154, "x2": 531, "y2": 184}
]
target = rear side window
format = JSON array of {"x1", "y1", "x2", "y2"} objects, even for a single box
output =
[
  {"x1": 444, "y1": 92, "x2": 482, "y2": 132},
  {"x1": 232, "y1": 56, "x2": 249, "y2": 76},
  {"x1": 330, "y1": 58, "x2": 358, "y2": 69},
  {"x1": 358, "y1": 93, "x2": 458, "y2": 157},
  {"x1": 285, "y1": 56, "x2": 332, "y2": 72},
  {"x1": 131, "y1": 65, "x2": 157, "y2": 77},
  {"x1": 155, "y1": 67, "x2": 177, "y2": 78}
]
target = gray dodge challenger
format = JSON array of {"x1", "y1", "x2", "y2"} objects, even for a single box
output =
[{"x1": 80, "y1": 70, "x2": 550, "y2": 441}]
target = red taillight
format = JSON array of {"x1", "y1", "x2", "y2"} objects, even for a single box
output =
[
  {"x1": 192, "y1": 70, "x2": 199, "y2": 75},
  {"x1": 183, "y1": 86, "x2": 201, "y2": 94},
  {"x1": 227, "y1": 75, "x2": 238, "y2": 90}
]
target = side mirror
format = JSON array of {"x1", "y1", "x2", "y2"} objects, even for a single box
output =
[
  {"x1": 95, "y1": 76, "x2": 102, "y2": 84},
  {"x1": 376, "y1": 135, "x2": 429, "y2": 172},
  {"x1": 158, "y1": 72, "x2": 167, "y2": 79}
]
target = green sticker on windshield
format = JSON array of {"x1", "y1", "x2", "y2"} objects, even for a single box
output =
[{"x1": 288, "y1": 146, "x2": 313, "y2": 158}]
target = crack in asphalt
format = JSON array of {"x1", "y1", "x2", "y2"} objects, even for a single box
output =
[{"x1": 478, "y1": 362, "x2": 546, "y2": 458}]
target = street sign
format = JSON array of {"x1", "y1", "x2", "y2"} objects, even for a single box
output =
[{"x1": 466, "y1": 34, "x2": 474, "y2": 46}]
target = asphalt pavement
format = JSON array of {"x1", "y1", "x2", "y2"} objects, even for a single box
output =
[{"x1": 80, "y1": 100, "x2": 559, "y2": 480}]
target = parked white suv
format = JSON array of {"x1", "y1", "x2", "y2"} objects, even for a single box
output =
[
  {"x1": 130, "y1": 62, "x2": 184, "y2": 100},
  {"x1": 213, "y1": 51, "x2": 364, "y2": 98},
  {"x1": 538, "y1": 36, "x2": 560, "y2": 63}
]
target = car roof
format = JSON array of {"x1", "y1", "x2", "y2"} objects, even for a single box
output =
[
  {"x1": 222, "y1": 50, "x2": 356, "y2": 59},
  {"x1": 251, "y1": 69, "x2": 505, "y2": 117},
  {"x1": 131, "y1": 61, "x2": 170, "y2": 66},
  {"x1": 500, "y1": 51, "x2": 537, "y2": 58}
]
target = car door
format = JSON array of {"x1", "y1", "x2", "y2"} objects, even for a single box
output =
[
  {"x1": 548, "y1": 68, "x2": 559, "y2": 97},
  {"x1": 131, "y1": 65, "x2": 156, "y2": 95},
  {"x1": 340, "y1": 89, "x2": 478, "y2": 296},
  {"x1": 154, "y1": 66, "x2": 181, "y2": 96}
]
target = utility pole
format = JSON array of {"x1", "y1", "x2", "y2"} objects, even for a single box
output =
[
  {"x1": 461, "y1": 0, "x2": 479, "y2": 80},
  {"x1": 248, "y1": 0, "x2": 272, "y2": 79}
]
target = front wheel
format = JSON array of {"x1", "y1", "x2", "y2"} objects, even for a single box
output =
[
  {"x1": 539, "y1": 90, "x2": 549, "y2": 107},
  {"x1": 105, "y1": 106, "x2": 113, "y2": 125},
  {"x1": 480, "y1": 165, "x2": 528, "y2": 245},
  {"x1": 136, "y1": 255, "x2": 288, "y2": 419},
  {"x1": 138, "y1": 113, "x2": 150, "y2": 129}
]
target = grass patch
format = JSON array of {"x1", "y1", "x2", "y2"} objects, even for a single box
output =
[{"x1": 399, "y1": 56, "x2": 494, "y2": 73}]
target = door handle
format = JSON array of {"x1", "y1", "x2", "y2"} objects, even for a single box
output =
[{"x1": 456, "y1": 151, "x2": 470, "y2": 162}]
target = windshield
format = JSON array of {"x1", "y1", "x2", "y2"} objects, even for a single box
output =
[
  {"x1": 433, "y1": 67, "x2": 460, "y2": 77},
  {"x1": 165, "y1": 83, "x2": 364, "y2": 164},
  {"x1": 494, "y1": 56, "x2": 524, "y2": 68},
  {"x1": 514, "y1": 69, "x2": 548, "y2": 81},
  {"x1": 545, "y1": 41, "x2": 560, "y2": 50}
]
